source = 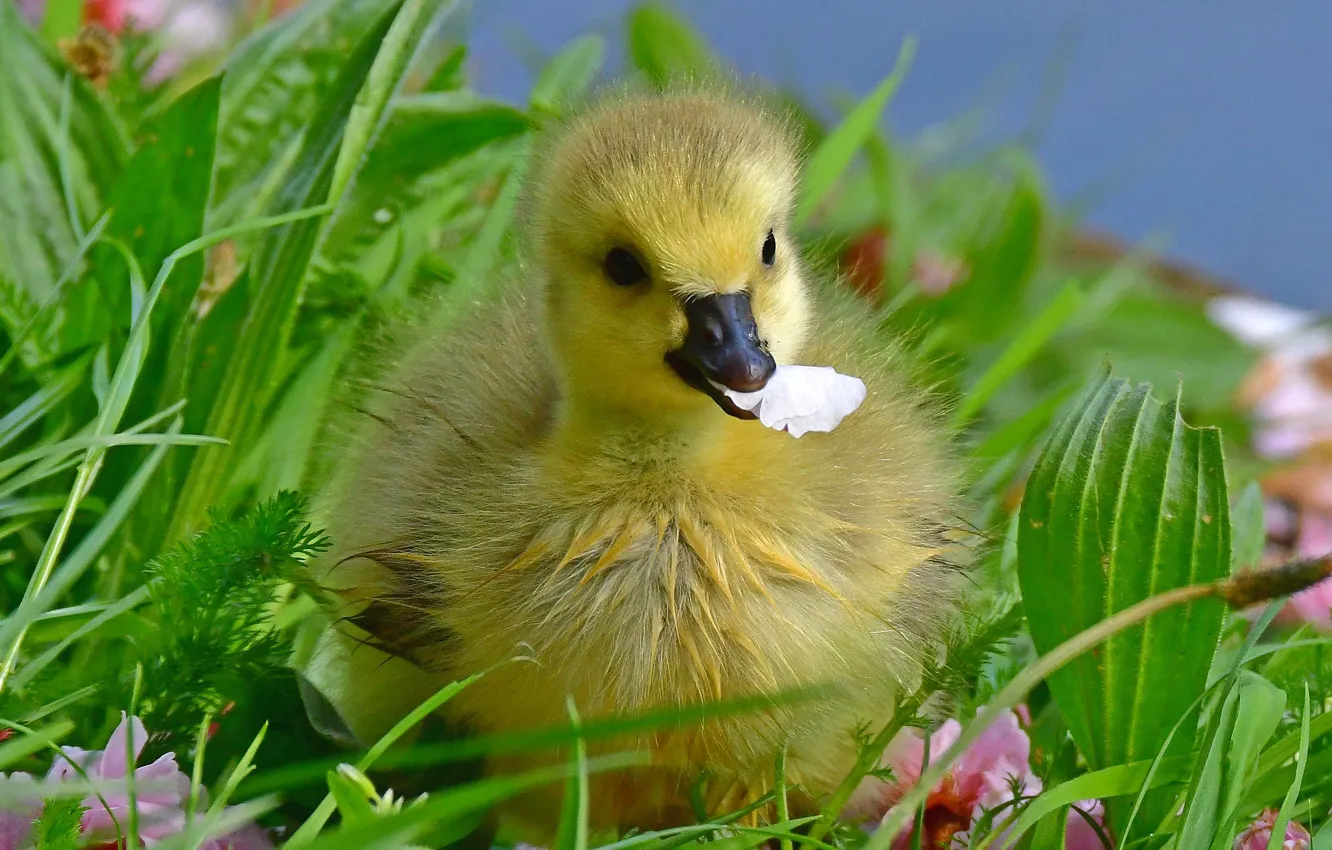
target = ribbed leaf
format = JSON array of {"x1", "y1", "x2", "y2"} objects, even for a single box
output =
[{"x1": 1017, "y1": 367, "x2": 1231, "y2": 824}]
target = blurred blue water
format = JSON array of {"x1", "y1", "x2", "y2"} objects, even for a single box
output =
[{"x1": 466, "y1": 0, "x2": 1330, "y2": 310}]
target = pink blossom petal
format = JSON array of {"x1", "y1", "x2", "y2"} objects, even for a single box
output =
[
  {"x1": 36, "y1": 714, "x2": 269, "y2": 848},
  {"x1": 1064, "y1": 800, "x2": 1107, "y2": 850},
  {"x1": 0, "y1": 772, "x2": 40, "y2": 850},
  {"x1": 134, "y1": 753, "x2": 189, "y2": 806},
  {"x1": 98, "y1": 712, "x2": 149, "y2": 779},
  {"x1": 1234, "y1": 808, "x2": 1311, "y2": 850},
  {"x1": 1297, "y1": 512, "x2": 1332, "y2": 560},
  {"x1": 951, "y1": 711, "x2": 1033, "y2": 805},
  {"x1": 46, "y1": 746, "x2": 95, "y2": 781},
  {"x1": 1289, "y1": 513, "x2": 1332, "y2": 630}
]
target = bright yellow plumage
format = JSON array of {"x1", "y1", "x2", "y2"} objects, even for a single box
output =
[{"x1": 299, "y1": 85, "x2": 961, "y2": 837}]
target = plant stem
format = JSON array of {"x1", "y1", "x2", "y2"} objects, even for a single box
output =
[{"x1": 807, "y1": 694, "x2": 922, "y2": 843}]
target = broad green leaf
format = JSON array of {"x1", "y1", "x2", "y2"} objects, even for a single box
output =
[
  {"x1": 531, "y1": 35, "x2": 605, "y2": 116},
  {"x1": 358, "y1": 93, "x2": 531, "y2": 186},
  {"x1": 1053, "y1": 291, "x2": 1257, "y2": 414},
  {"x1": 794, "y1": 38, "x2": 915, "y2": 228},
  {"x1": 329, "y1": 92, "x2": 531, "y2": 248},
  {"x1": 85, "y1": 76, "x2": 220, "y2": 342},
  {"x1": 89, "y1": 77, "x2": 221, "y2": 504},
  {"x1": 1017, "y1": 368, "x2": 1231, "y2": 826},
  {"x1": 1175, "y1": 670, "x2": 1284, "y2": 850},
  {"x1": 169, "y1": 0, "x2": 405, "y2": 539},
  {"x1": 626, "y1": 1, "x2": 718, "y2": 87},
  {"x1": 943, "y1": 164, "x2": 1045, "y2": 339}
]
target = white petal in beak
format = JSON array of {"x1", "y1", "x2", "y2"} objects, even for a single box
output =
[{"x1": 722, "y1": 365, "x2": 867, "y2": 438}]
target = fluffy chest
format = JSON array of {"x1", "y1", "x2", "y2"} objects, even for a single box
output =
[{"x1": 442, "y1": 485, "x2": 900, "y2": 713}]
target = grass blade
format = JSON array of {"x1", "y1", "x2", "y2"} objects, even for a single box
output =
[
  {"x1": 1267, "y1": 685, "x2": 1312, "y2": 850},
  {"x1": 952, "y1": 282, "x2": 1084, "y2": 428},
  {"x1": 794, "y1": 37, "x2": 916, "y2": 228},
  {"x1": 286, "y1": 670, "x2": 484, "y2": 845}
]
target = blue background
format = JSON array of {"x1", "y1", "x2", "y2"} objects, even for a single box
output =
[{"x1": 464, "y1": 0, "x2": 1330, "y2": 310}]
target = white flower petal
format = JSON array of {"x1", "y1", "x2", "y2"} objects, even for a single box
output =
[{"x1": 723, "y1": 365, "x2": 867, "y2": 438}]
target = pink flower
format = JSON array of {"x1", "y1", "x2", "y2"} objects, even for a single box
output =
[
  {"x1": 1288, "y1": 512, "x2": 1332, "y2": 629},
  {"x1": 1234, "y1": 808, "x2": 1311, "y2": 850},
  {"x1": 142, "y1": 0, "x2": 234, "y2": 82},
  {"x1": 47, "y1": 713, "x2": 190, "y2": 842},
  {"x1": 845, "y1": 710, "x2": 1045, "y2": 849},
  {"x1": 1064, "y1": 799, "x2": 1110, "y2": 850},
  {"x1": 0, "y1": 772, "x2": 40, "y2": 850},
  {"x1": 45, "y1": 714, "x2": 271, "y2": 849}
]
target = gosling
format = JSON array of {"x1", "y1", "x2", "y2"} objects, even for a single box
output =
[{"x1": 299, "y1": 84, "x2": 962, "y2": 836}]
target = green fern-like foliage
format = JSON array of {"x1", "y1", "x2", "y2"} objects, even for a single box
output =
[
  {"x1": 129, "y1": 491, "x2": 329, "y2": 742},
  {"x1": 31, "y1": 798, "x2": 86, "y2": 850}
]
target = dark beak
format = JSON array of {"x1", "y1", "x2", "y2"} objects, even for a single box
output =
[{"x1": 666, "y1": 292, "x2": 776, "y2": 419}]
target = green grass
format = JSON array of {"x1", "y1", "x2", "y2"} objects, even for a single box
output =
[{"x1": 1, "y1": 0, "x2": 1328, "y2": 848}]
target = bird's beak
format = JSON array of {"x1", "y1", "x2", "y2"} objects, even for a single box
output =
[{"x1": 666, "y1": 292, "x2": 776, "y2": 419}]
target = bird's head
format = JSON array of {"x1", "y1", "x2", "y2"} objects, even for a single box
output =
[{"x1": 528, "y1": 91, "x2": 811, "y2": 428}]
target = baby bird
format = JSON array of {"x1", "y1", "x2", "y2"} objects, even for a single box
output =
[{"x1": 299, "y1": 85, "x2": 961, "y2": 836}]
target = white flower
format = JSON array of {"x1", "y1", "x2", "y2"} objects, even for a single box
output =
[
  {"x1": 1206, "y1": 295, "x2": 1320, "y2": 349},
  {"x1": 723, "y1": 365, "x2": 867, "y2": 438}
]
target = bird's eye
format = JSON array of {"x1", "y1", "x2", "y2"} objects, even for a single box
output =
[
  {"x1": 762, "y1": 230, "x2": 776, "y2": 267},
  {"x1": 604, "y1": 247, "x2": 648, "y2": 287}
]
